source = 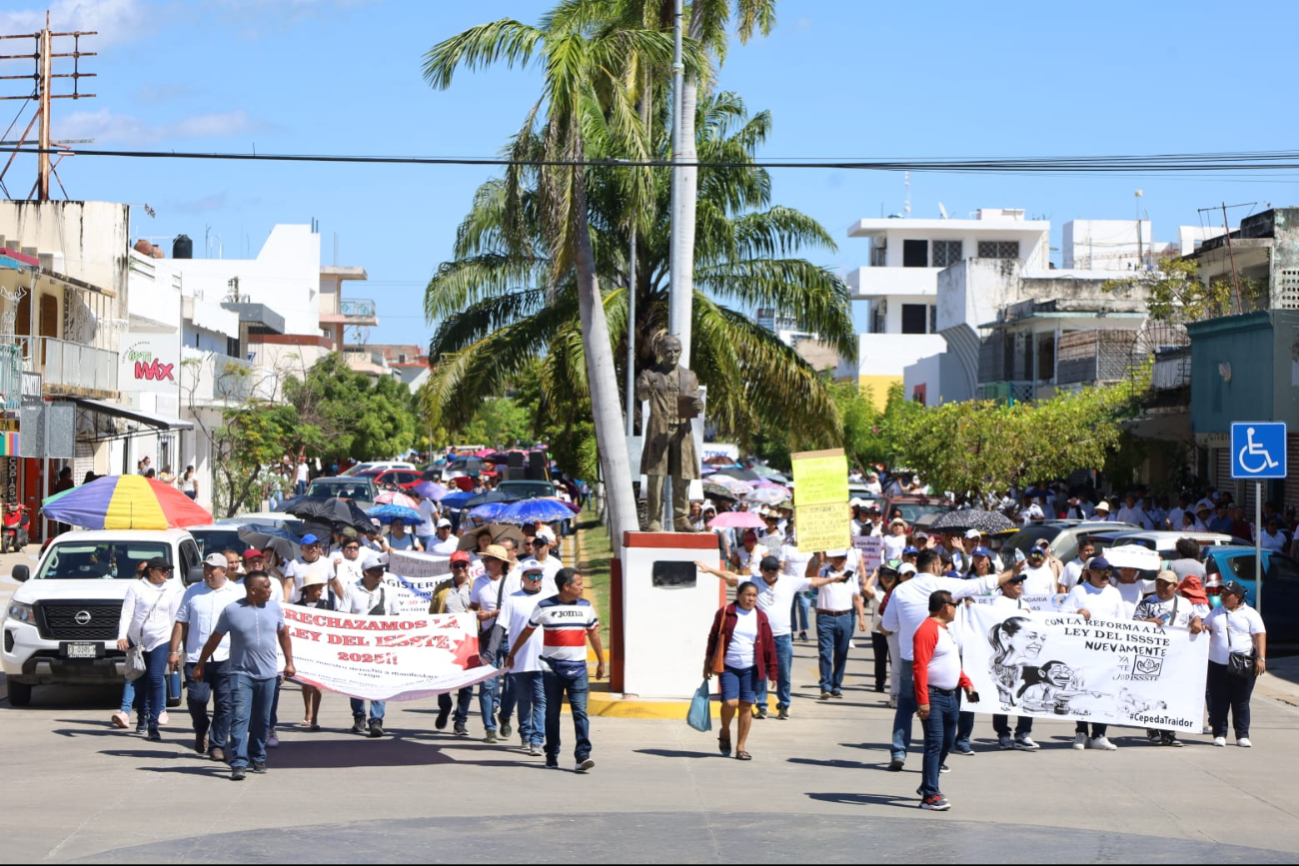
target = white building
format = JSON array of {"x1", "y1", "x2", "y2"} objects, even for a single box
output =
[{"x1": 835, "y1": 208, "x2": 1050, "y2": 407}]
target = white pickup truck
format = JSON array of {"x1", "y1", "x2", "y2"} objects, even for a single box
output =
[{"x1": 2, "y1": 529, "x2": 204, "y2": 707}]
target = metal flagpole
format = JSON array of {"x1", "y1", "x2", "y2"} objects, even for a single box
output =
[
  {"x1": 625, "y1": 229, "x2": 637, "y2": 437},
  {"x1": 666, "y1": 0, "x2": 684, "y2": 348},
  {"x1": 1255, "y1": 482, "x2": 1263, "y2": 615}
]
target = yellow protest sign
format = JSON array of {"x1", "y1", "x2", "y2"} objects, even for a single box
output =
[
  {"x1": 791, "y1": 449, "x2": 849, "y2": 505},
  {"x1": 795, "y1": 502, "x2": 852, "y2": 554}
]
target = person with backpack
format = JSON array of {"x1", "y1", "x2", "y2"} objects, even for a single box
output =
[{"x1": 340, "y1": 551, "x2": 398, "y2": 738}]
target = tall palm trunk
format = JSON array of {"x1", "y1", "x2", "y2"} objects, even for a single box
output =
[{"x1": 572, "y1": 165, "x2": 640, "y2": 544}]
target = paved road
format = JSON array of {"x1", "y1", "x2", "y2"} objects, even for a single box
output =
[{"x1": 3, "y1": 608, "x2": 1299, "y2": 863}]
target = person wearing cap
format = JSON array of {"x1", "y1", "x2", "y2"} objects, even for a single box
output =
[
  {"x1": 431, "y1": 550, "x2": 477, "y2": 736},
  {"x1": 1020, "y1": 545, "x2": 1058, "y2": 596},
  {"x1": 519, "y1": 528, "x2": 562, "y2": 591},
  {"x1": 169, "y1": 553, "x2": 242, "y2": 760},
  {"x1": 803, "y1": 550, "x2": 866, "y2": 700},
  {"x1": 489, "y1": 563, "x2": 549, "y2": 755},
  {"x1": 879, "y1": 563, "x2": 918, "y2": 710},
  {"x1": 330, "y1": 529, "x2": 366, "y2": 588},
  {"x1": 988, "y1": 575, "x2": 1040, "y2": 752},
  {"x1": 296, "y1": 573, "x2": 336, "y2": 731},
  {"x1": 730, "y1": 531, "x2": 763, "y2": 577},
  {"x1": 865, "y1": 471, "x2": 882, "y2": 495},
  {"x1": 868, "y1": 565, "x2": 900, "y2": 696},
  {"x1": 1093, "y1": 500, "x2": 1114, "y2": 522},
  {"x1": 882, "y1": 518, "x2": 908, "y2": 564},
  {"x1": 1133, "y1": 570, "x2": 1208, "y2": 747},
  {"x1": 428, "y1": 518, "x2": 459, "y2": 556},
  {"x1": 341, "y1": 551, "x2": 398, "y2": 738},
  {"x1": 194, "y1": 572, "x2": 295, "y2": 781},
  {"x1": 282, "y1": 534, "x2": 341, "y2": 605},
  {"x1": 1060, "y1": 556, "x2": 1125, "y2": 750},
  {"x1": 473, "y1": 544, "x2": 516, "y2": 743},
  {"x1": 878, "y1": 549, "x2": 1021, "y2": 772},
  {"x1": 913, "y1": 589, "x2": 977, "y2": 812},
  {"x1": 1190, "y1": 502, "x2": 1212, "y2": 531},
  {"x1": 759, "y1": 512, "x2": 784, "y2": 553},
  {"x1": 116, "y1": 557, "x2": 184, "y2": 742},
  {"x1": 241, "y1": 548, "x2": 266, "y2": 578},
  {"x1": 697, "y1": 555, "x2": 850, "y2": 720},
  {"x1": 1203, "y1": 581, "x2": 1266, "y2": 748},
  {"x1": 361, "y1": 524, "x2": 385, "y2": 553}
]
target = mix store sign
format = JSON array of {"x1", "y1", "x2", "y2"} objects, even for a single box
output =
[{"x1": 118, "y1": 335, "x2": 180, "y2": 394}]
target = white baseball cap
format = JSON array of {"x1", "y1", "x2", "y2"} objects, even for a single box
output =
[
  {"x1": 898, "y1": 563, "x2": 917, "y2": 576},
  {"x1": 964, "y1": 529, "x2": 982, "y2": 540},
  {"x1": 436, "y1": 518, "x2": 453, "y2": 529},
  {"x1": 361, "y1": 551, "x2": 388, "y2": 571}
]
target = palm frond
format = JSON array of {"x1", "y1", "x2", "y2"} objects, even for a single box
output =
[{"x1": 422, "y1": 20, "x2": 546, "y2": 90}]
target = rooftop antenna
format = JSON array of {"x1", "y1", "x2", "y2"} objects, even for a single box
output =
[{"x1": 938, "y1": 202, "x2": 949, "y2": 220}]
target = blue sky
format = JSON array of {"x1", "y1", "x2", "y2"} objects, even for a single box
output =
[{"x1": 2, "y1": 0, "x2": 1297, "y2": 345}]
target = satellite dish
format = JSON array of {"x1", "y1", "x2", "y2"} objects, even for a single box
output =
[{"x1": 938, "y1": 202, "x2": 949, "y2": 220}]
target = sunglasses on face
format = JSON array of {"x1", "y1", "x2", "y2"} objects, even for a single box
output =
[
  {"x1": 531, "y1": 539, "x2": 548, "y2": 547},
  {"x1": 451, "y1": 563, "x2": 468, "y2": 569},
  {"x1": 344, "y1": 544, "x2": 360, "y2": 551}
]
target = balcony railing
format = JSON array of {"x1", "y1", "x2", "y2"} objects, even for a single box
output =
[
  {"x1": 21, "y1": 337, "x2": 118, "y2": 396},
  {"x1": 340, "y1": 298, "x2": 377, "y2": 320}
]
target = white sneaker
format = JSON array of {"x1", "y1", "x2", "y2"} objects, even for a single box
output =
[
  {"x1": 848, "y1": 641, "x2": 857, "y2": 649},
  {"x1": 997, "y1": 735, "x2": 1014, "y2": 750},
  {"x1": 1072, "y1": 733, "x2": 1088, "y2": 750},
  {"x1": 110, "y1": 711, "x2": 130, "y2": 729},
  {"x1": 157, "y1": 711, "x2": 169, "y2": 725},
  {"x1": 575, "y1": 758, "x2": 594, "y2": 773},
  {"x1": 1237, "y1": 738, "x2": 1252, "y2": 748},
  {"x1": 1088, "y1": 736, "x2": 1117, "y2": 751},
  {"x1": 886, "y1": 696, "x2": 898, "y2": 709},
  {"x1": 267, "y1": 729, "x2": 280, "y2": 748},
  {"x1": 1014, "y1": 735, "x2": 1040, "y2": 752},
  {"x1": 1213, "y1": 737, "x2": 1226, "y2": 747}
]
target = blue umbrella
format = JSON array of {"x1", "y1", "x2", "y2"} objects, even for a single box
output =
[
  {"x1": 469, "y1": 502, "x2": 510, "y2": 522},
  {"x1": 366, "y1": 504, "x2": 425, "y2": 526},
  {"x1": 498, "y1": 498, "x2": 575, "y2": 525},
  {"x1": 440, "y1": 491, "x2": 474, "y2": 511},
  {"x1": 412, "y1": 481, "x2": 452, "y2": 501}
]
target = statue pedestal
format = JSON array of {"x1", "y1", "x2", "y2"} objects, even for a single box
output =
[{"x1": 612, "y1": 531, "x2": 726, "y2": 700}]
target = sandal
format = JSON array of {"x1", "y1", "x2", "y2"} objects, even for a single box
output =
[
  {"x1": 735, "y1": 750, "x2": 752, "y2": 761},
  {"x1": 718, "y1": 733, "x2": 732, "y2": 757},
  {"x1": 309, "y1": 723, "x2": 321, "y2": 732}
]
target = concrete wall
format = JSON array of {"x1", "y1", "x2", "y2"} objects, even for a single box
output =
[
  {"x1": 0, "y1": 201, "x2": 131, "y2": 298},
  {"x1": 1188, "y1": 312, "x2": 1274, "y2": 434},
  {"x1": 835, "y1": 333, "x2": 946, "y2": 381},
  {"x1": 1062, "y1": 219, "x2": 1154, "y2": 270}
]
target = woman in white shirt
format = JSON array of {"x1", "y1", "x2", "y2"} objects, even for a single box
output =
[
  {"x1": 703, "y1": 582, "x2": 777, "y2": 762},
  {"x1": 1203, "y1": 581, "x2": 1267, "y2": 748},
  {"x1": 1060, "y1": 556, "x2": 1124, "y2": 751},
  {"x1": 115, "y1": 557, "x2": 184, "y2": 741},
  {"x1": 1259, "y1": 518, "x2": 1288, "y2": 554}
]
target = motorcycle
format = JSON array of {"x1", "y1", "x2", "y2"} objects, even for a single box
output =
[{"x1": 2, "y1": 502, "x2": 30, "y2": 553}]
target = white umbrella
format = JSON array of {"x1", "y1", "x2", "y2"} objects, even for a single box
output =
[{"x1": 1104, "y1": 544, "x2": 1162, "y2": 572}]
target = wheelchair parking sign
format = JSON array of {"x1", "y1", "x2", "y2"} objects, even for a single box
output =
[{"x1": 1231, "y1": 422, "x2": 1287, "y2": 480}]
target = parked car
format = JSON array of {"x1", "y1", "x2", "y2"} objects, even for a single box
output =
[
  {"x1": 303, "y1": 476, "x2": 379, "y2": 507},
  {"x1": 883, "y1": 495, "x2": 955, "y2": 526},
  {"x1": 342, "y1": 461, "x2": 415, "y2": 477},
  {"x1": 2, "y1": 529, "x2": 203, "y2": 707},
  {"x1": 1106, "y1": 531, "x2": 1245, "y2": 559},
  {"x1": 371, "y1": 469, "x2": 423, "y2": 491},
  {"x1": 188, "y1": 525, "x2": 248, "y2": 559},
  {"x1": 218, "y1": 514, "x2": 308, "y2": 537},
  {"x1": 1202, "y1": 546, "x2": 1299, "y2": 644},
  {"x1": 1001, "y1": 521, "x2": 1138, "y2": 564},
  {"x1": 496, "y1": 480, "x2": 558, "y2": 501}
]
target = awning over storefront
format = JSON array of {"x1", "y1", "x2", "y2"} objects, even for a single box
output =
[{"x1": 71, "y1": 397, "x2": 193, "y2": 431}]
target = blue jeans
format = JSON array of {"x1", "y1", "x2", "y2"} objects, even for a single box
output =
[
  {"x1": 438, "y1": 687, "x2": 473, "y2": 724},
  {"x1": 417, "y1": 535, "x2": 436, "y2": 552},
  {"x1": 184, "y1": 659, "x2": 232, "y2": 752},
  {"x1": 510, "y1": 670, "x2": 546, "y2": 746},
  {"x1": 133, "y1": 643, "x2": 169, "y2": 733},
  {"x1": 119, "y1": 678, "x2": 137, "y2": 717},
  {"x1": 228, "y1": 674, "x2": 277, "y2": 769},
  {"x1": 816, "y1": 612, "x2": 852, "y2": 694},
  {"x1": 757, "y1": 634, "x2": 793, "y2": 712},
  {"x1": 955, "y1": 701, "x2": 975, "y2": 752},
  {"x1": 791, "y1": 593, "x2": 810, "y2": 633},
  {"x1": 543, "y1": 669, "x2": 591, "y2": 762},
  {"x1": 920, "y1": 690, "x2": 959, "y2": 798},
  {"x1": 350, "y1": 698, "x2": 386, "y2": 722},
  {"x1": 891, "y1": 659, "x2": 916, "y2": 762},
  {"x1": 295, "y1": 480, "x2": 307, "y2": 496},
  {"x1": 479, "y1": 644, "x2": 516, "y2": 730},
  {"x1": 268, "y1": 492, "x2": 281, "y2": 511}
]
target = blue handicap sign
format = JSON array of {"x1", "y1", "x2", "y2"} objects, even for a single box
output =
[{"x1": 1231, "y1": 422, "x2": 1288, "y2": 480}]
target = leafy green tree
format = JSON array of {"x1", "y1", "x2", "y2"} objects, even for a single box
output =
[{"x1": 1102, "y1": 256, "x2": 1266, "y2": 323}]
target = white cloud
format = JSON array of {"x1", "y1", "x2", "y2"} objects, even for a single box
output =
[
  {"x1": 56, "y1": 108, "x2": 263, "y2": 145},
  {"x1": 0, "y1": 0, "x2": 151, "y2": 49}
]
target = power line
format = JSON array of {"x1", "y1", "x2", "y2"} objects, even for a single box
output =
[{"x1": 6, "y1": 145, "x2": 1299, "y2": 174}]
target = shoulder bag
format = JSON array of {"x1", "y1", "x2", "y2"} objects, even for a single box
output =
[
  {"x1": 124, "y1": 585, "x2": 168, "y2": 682},
  {"x1": 710, "y1": 606, "x2": 730, "y2": 676},
  {"x1": 1225, "y1": 609, "x2": 1257, "y2": 680}
]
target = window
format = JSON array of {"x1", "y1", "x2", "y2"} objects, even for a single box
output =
[
  {"x1": 903, "y1": 240, "x2": 929, "y2": 268},
  {"x1": 901, "y1": 304, "x2": 928, "y2": 335},
  {"x1": 932, "y1": 240, "x2": 962, "y2": 268},
  {"x1": 930, "y1": 305, "x2": 938, "y2": 334},
  {"x1": 977, "y1": 241, "x2": 1020, "y2": 260}
]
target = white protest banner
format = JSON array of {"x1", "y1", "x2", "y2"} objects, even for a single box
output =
[
  {"x1": 970, "y1": 593, "x2": 1068, "y2": 614},
  {"x1": 854, "y1": 536, "x2": 883, "y2": 571},
  {"x1": 383, "y1": 550, "x2": 452, "y2": 616},
  {"x1": 285, "y1": 606, "x2": 499, "y2": 702},
  {"x1": 962, "y1": 603, "x2": 1209, "y2": 733}
]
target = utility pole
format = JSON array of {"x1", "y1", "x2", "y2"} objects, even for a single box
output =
[
  {"x1": 1222, "y1": 202, "x2": 1242, "y2": 314},
  {"x1": 0, "y1": 12, "x2": 97, "y2": 200},
  {"x1": 666, "y1": 0, "x2": 686, "y2": 357}
]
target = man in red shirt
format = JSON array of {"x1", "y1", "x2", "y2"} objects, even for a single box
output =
[{"x1": 913, "y1": 589, "x2": 976, "y2": 812}]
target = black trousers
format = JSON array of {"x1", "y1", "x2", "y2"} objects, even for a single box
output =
[{"x1": 871, "y1": 632, "x2": 890, "y2": 692}]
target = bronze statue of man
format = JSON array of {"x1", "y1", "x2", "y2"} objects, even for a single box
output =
[{"x1": 637, "y1": 334, "x2": 702, "y2": 532}]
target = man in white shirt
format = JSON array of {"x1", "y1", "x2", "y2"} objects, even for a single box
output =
[
  {"x1": 1116, "y1": 494, "x2": 1148, "y2": 529},
  {"x1": 1020, "y1": 546, "x2": 1058, "y2": 596},
  {"x1": 518, "y1": 529, "x2": 563, "y2": 594},
  {"x1": 331, "y1": 532, "x2": 365, "y2": 589},
  {"x1": 781, "y1": 535, "x2": 815, "y2": 643},
  {"x1": 294, "y1": 460, "x2": 309, "y2": 496},
  {"x1": 864, "y1": 472, "x2": 883, "y2": 495},
  {"x1": 803, "y1": 550, "x2": 866, "y2": 700},
  {"x1": 168, "y1": 553, "x2": 243, "y2": 761},
  {"x1": 282, "y1": 534, "x2": 343, "y2": 604},
  {"x1": 1059, "y1": 538, "x2": 1095, "y2": 594},
  {"x1": 428, "y1": 519, "x2": 460, "y2": 556},
  {"x1": 416, "y1": 495, "x2": 439, "y2": 551},
  {"x1": 699, "y1": 554, "x2": 845, "y2": 720},
  {"x1": 1167, "y1": 494, "x2": 1191, "y2": 533},
  {"x1": 879, "y1": 548, "x2": 1019, "y2": 772},
  {"x1": 341, "y1": 551, "x2": 398, "y2": 738},
  {"x1": 471, "y1": 544, "x2": 515, "y2": 743},
  {"x1": 489, "y1": 564, "x2": 549, "y2": 754}
]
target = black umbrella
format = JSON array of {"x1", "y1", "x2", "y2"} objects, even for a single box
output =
[
  {"x1": 284, "y1": 496, "x2": 374, "y2": 533},
  {"x1": 237, "y1": 524, "x2": 303, "y2": 562},
  {"x1": 712, "y1": 468, "x2": 760, "y2": 483},
  {"x1": 482, "y1": 452, "x2": 512, "y2": 465},
  {"x1": 928, "y1": 509, "x2": 1015, "y2": 535},
  {"x1": 464, "y1": 490, "x2": 522, "y2": 508}
]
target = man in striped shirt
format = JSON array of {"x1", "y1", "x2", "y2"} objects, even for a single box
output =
[{"x1": 505, "y1": 567, "x2": 606, "y2": 773}]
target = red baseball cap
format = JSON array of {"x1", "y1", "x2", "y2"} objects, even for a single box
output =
[
  {"x1": 242, "y1": 548, "x2": 264, "y2": 559},
  {"x1": 450, "y1": 550, "x2": 471, "y2": 564}
]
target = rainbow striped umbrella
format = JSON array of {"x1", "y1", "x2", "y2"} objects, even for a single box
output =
[{"x1": 41, "y1": 475, "x2": 212, "y2": 530}]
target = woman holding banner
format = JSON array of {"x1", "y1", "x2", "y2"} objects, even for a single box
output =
[
  {"x1": 1204, "y1": 581, "x2": 1267, "y2": 748},
  {"x1": 1061, "y1": 556, "x2": 1124, "y2": 751}
]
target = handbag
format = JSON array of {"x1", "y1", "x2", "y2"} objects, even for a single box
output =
[
  {"x1": 123, "y1": 584, "x2": 168, "y2": 682},
  {"x1": 709, "y1": 607, "x2": 729, "y2": 676},
  {"x1": 1225, "y1": 610, "x2": 1257, "y2": 680},
  {"x1": 687, "y1": 679, "x2": 713, "y2": 732}
]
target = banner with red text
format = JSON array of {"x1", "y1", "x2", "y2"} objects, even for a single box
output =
[{"x1": 285, "y1": 606, "x2": 499, "y2": 702}]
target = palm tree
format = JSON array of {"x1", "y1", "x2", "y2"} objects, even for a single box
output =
[
  {"x1": 423, "y1": 91, "x2": 854, "y2": 451},
  {"x1": 424, "y1": 14, "x2": 682, "y2": 544}
]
